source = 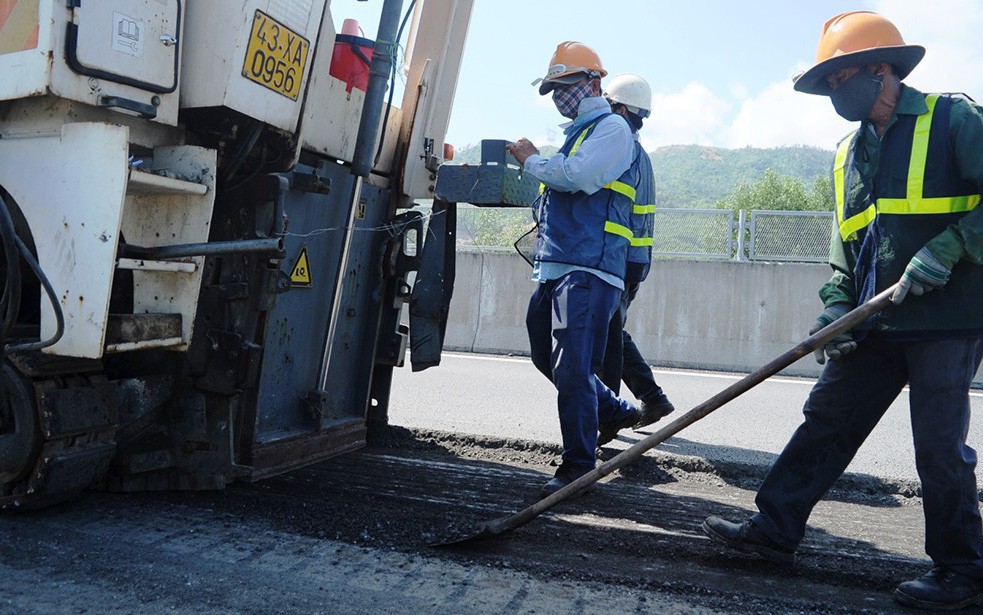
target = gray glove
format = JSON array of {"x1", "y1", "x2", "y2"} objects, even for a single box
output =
[
  {"x1": 809, "y1": 303, "x2": 856, "y2": 365},
  {"x1": 890, "y1": 247, "x2": 951, "y2": 305}
]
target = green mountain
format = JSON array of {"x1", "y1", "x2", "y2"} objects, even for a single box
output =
[
  {"x1": 452, "y1": 143, "x2": 834, "y2": 208},
  {"x1": 651, "y1": 144, "x2": 834, "y2": 208}
]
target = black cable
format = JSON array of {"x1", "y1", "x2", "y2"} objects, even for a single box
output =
[
  {"x1": 5, "y1": 233, "x2": 63, "y2": 354},
  {"x1": 374, "y1": 0, "x2": 417, "y2": 166},
  {"x1": 0, "y1": 193, "x2": 22, "y2": 344},
  {"x1": 222, "y1": 119, "x2": 263, "y2": 184}
]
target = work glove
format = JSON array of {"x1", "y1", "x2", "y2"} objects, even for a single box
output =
[
  {"x1": 890, "y1": 247, "x2": 951, "y2": 305},
  {"x1": 809, "y1": 303, "x2": 856, "y2": 365}
]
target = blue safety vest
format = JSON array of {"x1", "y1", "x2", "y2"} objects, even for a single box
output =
[
  {"x1": 626, "y1": 141, "x2": 655, "y2": 285},
  {"x1": 534, "y1": 115, "x2": 637, "y2": 279}
]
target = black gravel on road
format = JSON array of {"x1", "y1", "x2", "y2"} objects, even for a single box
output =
[{"x1": 1, "y1": 425, "x2": 974, "y2": 614}]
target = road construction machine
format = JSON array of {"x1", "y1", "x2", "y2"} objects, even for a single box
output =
[{"x1": 0, "y1": 0, "x2": 474, "y2": 508}]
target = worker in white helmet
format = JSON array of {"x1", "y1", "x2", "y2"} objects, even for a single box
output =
[{"x1": 597, "y1": 73, "x2": 675, "y2": 441}]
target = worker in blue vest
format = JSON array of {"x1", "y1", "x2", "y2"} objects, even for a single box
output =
[
  {"x1": 507, "y1": 41, "x2": 641, "y2": 497},
  {"x1": 597, "y1": 73, "x2": 675, "y2": 438},
  {"x1": 701, "y1": 12, "x2": 983, "y2": 610}
]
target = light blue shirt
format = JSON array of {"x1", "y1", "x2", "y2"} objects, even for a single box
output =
[
  {"x1": 525, "y1": 96, "x2": 634, "y2": 289},
  {"x1": 524, "y1": 96, "x2": 635, "y2": 195}
]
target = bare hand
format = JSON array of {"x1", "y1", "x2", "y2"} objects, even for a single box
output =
[{"x1": 506, "y1": 138, "x2": 539, "y2": 165}]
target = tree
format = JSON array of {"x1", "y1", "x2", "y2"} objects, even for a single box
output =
[
  {"x1": 715, "y1": 168, "x2": 833, "y2": 212},
  {"x1": 804, "y1": 174, "x2": 834, "y2": 212}
]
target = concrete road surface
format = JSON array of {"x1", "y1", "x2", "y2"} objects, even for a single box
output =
[{"x1": 389, "y1": 352, "x2": 983, "y2": 483}]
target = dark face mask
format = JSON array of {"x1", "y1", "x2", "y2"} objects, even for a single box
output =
[{"x1": 829, "y1": 69, "x2": 883, "y2": 122}]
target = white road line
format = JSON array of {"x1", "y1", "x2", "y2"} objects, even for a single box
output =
[{"x1": 440, "y1": 351, "x2": 983, "y2": 398}]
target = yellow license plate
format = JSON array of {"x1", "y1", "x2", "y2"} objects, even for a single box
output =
[{"x1": 242, "y1": 10, "x2": 310, "y2": 101}]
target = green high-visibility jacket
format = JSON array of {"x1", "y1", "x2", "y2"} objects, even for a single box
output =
[{"x1": 822, "y1": 85, "x2": 983, "y2": 337}]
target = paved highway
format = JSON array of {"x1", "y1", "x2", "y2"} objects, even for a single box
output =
[{"x1": 390, "y1": 351, "x2": 983, "y2": 483}]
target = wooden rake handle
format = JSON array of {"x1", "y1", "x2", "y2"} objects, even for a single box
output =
[{"x1": 479, "y1": 283, "x2": 899, "y2": 538}]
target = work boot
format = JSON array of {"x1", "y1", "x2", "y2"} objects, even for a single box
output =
[
  {"x1": 634, "y1": 394, "x2": 675, "y2": 429},
  {"x1": 701, "y1": 516, "x2": 796, "y2": 564},
  {"x1": 540, "y1": 463, "x2": 594, "y2": 499},
  {"x1": 597, "y1": 409, "x2": 642, "y2": 448},
  {"x1": 894, "y1": 567, "x2": 983, "y2": 610}
]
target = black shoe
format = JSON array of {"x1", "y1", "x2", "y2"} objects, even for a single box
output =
[
  {"x1": 597, "y1": 409, "x2": 642, "y2": 447},
  {"x1": 635, "y1": 395, "x2": 675, "y2": 429},
  {"x1": 894, "y1": 567, "x2": 983, "y2": 610},
  {"x1": 701, "y1": 515, "x2": 796, "y2": 564},
  {"x1": 540, "y1": 464, "x2": 594, "y2": 499}
]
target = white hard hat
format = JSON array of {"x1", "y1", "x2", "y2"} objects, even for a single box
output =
[{"x1": 603, "y1": 73, "x2": 652, "y2": 118}]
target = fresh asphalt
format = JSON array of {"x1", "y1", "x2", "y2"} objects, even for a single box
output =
[{"x1": 389, "y1": 351, "x2": 983, "y2": 484}]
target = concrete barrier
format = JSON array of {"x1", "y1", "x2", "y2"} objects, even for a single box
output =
[{"x1": 445, "y1": 248, "x2": 983, "y2": 385}]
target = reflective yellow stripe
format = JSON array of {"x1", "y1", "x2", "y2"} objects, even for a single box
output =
[
  {"x1": 631, "y1": 203, "x2": 654, "y2": 246},
  {"x1": 840, "y1": 204, "x2": 877, "y2": 242},
  {"x1": 835, "y1": 94, "x2": 982, "y2": 242},
  {"x1": 539, "y1": 182, "x2": 545, "y2": 195},
  {"x1": 833, "y1": 136, "x2": 855, "y2": 241},
  {"x1": 604, "y1": 180, "x2": 636, "y2": 202},
  {"x1": 604, "y1": 221, "x2": 633, "y2": 240},
  {"x1": 906, "y1": 94, "x2": 938, "y2": 200},
  {"x1": 877, "y1": 94, "x2": 982, "y2": 215},
  {"x1": 877, "y1": 194, "x2": 981, "y2": 214},
  {"x1": 558, "y1": 121, "x2": 638, "y2": 238},
  {"x1": 569, "y1": 126, "x2": 591, "y2": 156},
  {"x1": 567, "y1": 122, "x2": 636, "y2": 202}
]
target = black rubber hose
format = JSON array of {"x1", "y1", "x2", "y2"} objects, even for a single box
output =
[
  {"x1": 5, "y1": 233, "x2": 63, "y2": 354},
  {"x1": 0, "y1": 193, "x2": 22, "y2": 343}
]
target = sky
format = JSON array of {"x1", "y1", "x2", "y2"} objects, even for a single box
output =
[{"x1": 330, "y1": 0, "x2": 983, "y2": 152}]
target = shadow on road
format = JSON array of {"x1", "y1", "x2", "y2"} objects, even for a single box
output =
[{"x1": 603, "y1": 431, "x2": 922, "y2": 509}]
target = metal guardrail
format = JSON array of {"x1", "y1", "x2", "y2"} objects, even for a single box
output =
[
  {"x1": 747, "y1": 210, "x2": 834, "y2": 263},
  {"x1": 454, "y1": 205, "x2": 835, "y2": 263},
  {"x1": 652, "y1": 208, "x2": 735, "y2": 260}
]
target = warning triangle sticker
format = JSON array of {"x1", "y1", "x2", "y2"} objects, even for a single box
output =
[{"x1": 290, "y1": 248, "x2": 312, "y2": 288}]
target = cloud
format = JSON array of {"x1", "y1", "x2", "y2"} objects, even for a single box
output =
[
  {"x1": 872, "y1": 0, "x2": 983, "y2": 99},
  {"x1": 640, "y1": 82, "x2": 731, "y2": 149},
  {"x1": 725, "y1": 80, "x2": 853, "y2": 149},
  {"x1": 639, "y1": 78, "x2": 851, "y2": 150},
  {"x1": 639, "y1": 0, "x2": 983, "y2": 152}
]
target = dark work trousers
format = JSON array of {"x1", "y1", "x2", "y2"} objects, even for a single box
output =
[
  {"x1": 527, "y1": 270, "x2": 636, "y2": 470},
  {"x1": 752, "y1": 334, "x2": 983, "y2": 578},
  {"x1": 600, "y1": 279, "x2": 667, "y2": 404}
]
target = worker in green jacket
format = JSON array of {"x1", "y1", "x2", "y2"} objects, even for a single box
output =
[{"x1": 701, "y1": 11, "x2": 983, "y2": 611}]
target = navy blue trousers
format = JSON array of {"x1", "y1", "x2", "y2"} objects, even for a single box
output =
[
  {"x1": 600, "y1": 279, "x2": 666, "y2": 403},
  {"x1": 527, "y1": 271, "x2": 636, "y2": 470},
  {"x1": 752, "y1": 335, "x2": 983, "y2": 577}
]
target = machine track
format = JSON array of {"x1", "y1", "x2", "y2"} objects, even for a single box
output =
[{"x1": 0, "y1": 357, "x2": 117, "y2": 510}]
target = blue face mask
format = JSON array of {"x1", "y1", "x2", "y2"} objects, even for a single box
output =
[{"x1": 829, "y1": 69, "x2": 883, "y2": 122}]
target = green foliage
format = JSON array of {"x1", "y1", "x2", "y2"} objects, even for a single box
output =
[
  {"x1": 714, "y1": 169, "x2": 833, "y2": 212},
  {"x1": 651, "y1": 144, "x2": 833, "y2": 208},
  {"x1": 806, "y1": 174, "x2": 835, "y2": 211},
  {"x1": 453, "y1": 143, "x2": 835, "y2": 212},
  {"x1": 459, "y1": 208, "x2": 534, "y2": 248}
]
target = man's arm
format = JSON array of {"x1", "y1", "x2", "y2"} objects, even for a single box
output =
[
  {"x1": 922, "y1": 97, "x2": 983, "y2": 267},
  {"x1": 820, "y1": 230, "x2": 858, "y2": 308},
  {"x1": 523, "y1": 115, "x2": 634, "y2": 194}
]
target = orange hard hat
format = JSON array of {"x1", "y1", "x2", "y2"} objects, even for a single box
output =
[
  {"x1": 532, "y1": 41, "x2": 607, "y2": 95},
  {"x1": 793, "y1": 11, "x2": 924, "y2": 96}
]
